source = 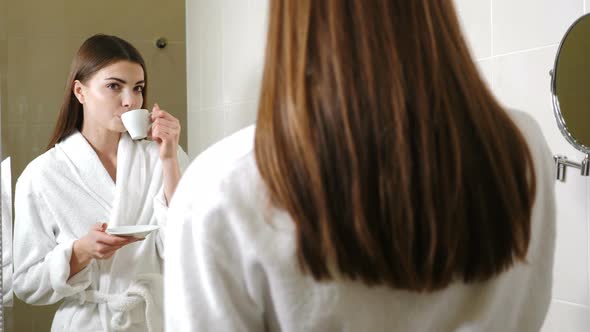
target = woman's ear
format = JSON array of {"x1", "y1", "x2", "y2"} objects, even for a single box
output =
[{"x1": 73, "y1": 80, "x2": 85, "y2": 104}]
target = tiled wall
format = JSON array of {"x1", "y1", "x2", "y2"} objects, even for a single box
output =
[
  {"x1": 454, "y1": 0, "x2": 590, "y2": 329},
  {"x1": 186, "y1": 1, "x2": 590, "y2": 329},
  {"x1": 186, "y1": 0, "x2": 267, "y2": 157}
]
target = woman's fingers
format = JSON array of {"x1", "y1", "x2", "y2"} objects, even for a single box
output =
[
  {"x1": 150, "y1": 106, "x2": 180, "y2": 126},
  {"x1": 152, "y1": 118, "x2": 179, "y2": 129},
  {"x1": 92, "y1": 222, "x2": 107, "y2": 232},
  {"x1": 96, "y1": 232, "x2": 136, "y2": 246},
  {"x1": 151, "y1": 121, "x2": 180, "y2": 144},
  {"x1": 151, "y1": 108, "x2": 178, "y2": 121},
  {"x1": 93, "y1": 237, "x2": 142, "y2": 259}
]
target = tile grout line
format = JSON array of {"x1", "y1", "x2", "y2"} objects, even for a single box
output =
[
  {"x1": 490, "y1": 0, "x2": 494, "y2": 89},
  {"x1": 195, "y1": 1, "x2": 202, "y2": 155},
  {"x1": 477, "y1": 43, "x2": 559, "y2": 62},
  {"x1": 190, "y1": 100, "x2": 258, "y2": 113},
  {"x1": 553, "y1": 298, "x2": 590, "y2": 310}
]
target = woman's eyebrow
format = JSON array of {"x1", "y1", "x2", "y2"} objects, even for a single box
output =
[{"x1": 104, "y1": 77, "x2": 145, "y2": 85}]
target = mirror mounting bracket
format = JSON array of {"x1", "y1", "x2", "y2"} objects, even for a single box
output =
[{"x1": 554, "y1": 154, "x2": 590, "y2": 181}]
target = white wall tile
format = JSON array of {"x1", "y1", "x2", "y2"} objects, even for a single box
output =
[
  {"x1": 476, "y1": 59, "x2": 494, "y2": 90},
  {"x1": 186, "y1": 0, "x2": 201, "y2": 114},
  {"x1": 493, "y1": 0, "x2": 582, "y2": 55},
  {"x1": 587, "y1": 0, "x2": 590, "y2": 13},
  {"x1": 222, "y1": 0, "x2": 266, "y2": 104},
  {"x1": 224, "y1": 101, "x2": 257, "y2": 136},
  {"x1": 198, "y1": 0, "x2": 224, "y2": 109},
  {"x1": 455, "y1": 0, "x2": 492, "y2": 59},
  {"x1": 187, "y1": 109, "x2": 225, "y2": 158},
  {"x1": 541, "y1": 301, "x2": 590, "y2": 331},
  {"x1": 553, "y1": 179, "x2": 590, "y2": 305},
  {"x1": 492, "y1": 46, "x2": 576, "y2": 154},
  {"x1": 492, "y1": 45, "x2": 589, "y2": 306},
  {"x1": 188, "y1": 0, "x2": 267, "y2": 153}
]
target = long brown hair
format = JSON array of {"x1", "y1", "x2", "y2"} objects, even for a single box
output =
[
  {"x1": 255, "y1": 0, "x2": 536, "y2": 291},
  {"x1": 47, "y1": 34, "x2": 148, "y2": 149}
]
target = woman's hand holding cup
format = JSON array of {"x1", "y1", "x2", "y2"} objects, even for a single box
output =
[{"x1": 149, "y1": 103, "x2": 181, "y2": 161}]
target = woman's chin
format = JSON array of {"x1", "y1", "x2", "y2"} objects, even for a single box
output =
[{"x1": 112, "y1": 124, "x2": 127, "y2": 133}]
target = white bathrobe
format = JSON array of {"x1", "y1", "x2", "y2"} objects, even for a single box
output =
[
  {"x1": 13, "y1": 131, "x2": 189, "y2": 332},
  {"x1": 2, "y1": 157, "x2": 13, "y2": 307},
  {"x1": 165, "y1": 111, "x2": 556, "y2": 331}
]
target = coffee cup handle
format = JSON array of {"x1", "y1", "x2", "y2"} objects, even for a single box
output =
[{"x1": 148, "y1": 111, "x2": 154, "y2": 129}]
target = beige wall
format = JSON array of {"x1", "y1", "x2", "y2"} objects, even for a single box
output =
[
  {"x1": 2, "y1": 1, "x2": 187, "y2": 331},
  {"x1": 2, "y1": 0, "x2": 188, "y2": 184},
  {"x1": 1, "y1": 0, "x2": 8, "y2": 330}
]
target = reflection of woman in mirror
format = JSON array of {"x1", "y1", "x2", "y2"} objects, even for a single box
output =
[
  {"x1": 165, "y1": 1, "x2": 556, "y2": 331},
  {"x1": 13, "y1": 34, "x2": 189, "y2": 331}
]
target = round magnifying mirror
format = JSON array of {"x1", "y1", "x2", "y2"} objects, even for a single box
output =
[{"x1": 552, "y1": 13, "x2": 590, "y2": 153}]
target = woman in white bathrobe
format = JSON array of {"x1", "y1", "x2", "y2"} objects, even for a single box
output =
[
  {"x1": 165, "y1": 1, "x2": 556, "y2": 331},
  {"x1": 13, "y1": 34, "x2": 189, "y2": 331}
]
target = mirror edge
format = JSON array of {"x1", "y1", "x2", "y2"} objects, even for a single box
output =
[{"x1": 551, "y1": 12, "x2": 590, "y2": 155}]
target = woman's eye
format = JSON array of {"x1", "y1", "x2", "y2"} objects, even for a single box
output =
[
  {"x1": 106, "y1": 83, "x2": 120, "y2": 90},
  {"x1": 135, "y1": 86, "x2": 144, "y2": 92}
]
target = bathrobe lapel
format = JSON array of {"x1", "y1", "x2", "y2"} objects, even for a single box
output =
[
  {"x1": 55, "y1": 131, "x2": 115, "y2": 213},
  {"x1": 110, "y1": 133, "x2": 163, "y2": 227}
]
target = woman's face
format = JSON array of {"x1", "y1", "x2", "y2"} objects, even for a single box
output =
[{"x1": 74, "y1": 60, "x2": 145, "y2": 134}]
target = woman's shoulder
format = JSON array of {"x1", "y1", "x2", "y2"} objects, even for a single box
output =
[
  {"x1": 505, "y1": 110, "x2": 556, "y2": 258},
  {"x1": 505, "y1": 110, "x2": 548, "y2": 147},
  {"x1": 169, "y1": 125, "x2": 259, "y2": 227},
  {"x1": 505, "y1": 110, "x2": 552, "y2": 163},
  {"x1": 16, "y1": 147, "x2": 62, "y2": 191},
  {"x1": 168, "y1": 125, "x2": 285, "y2": 261},
  {"x1": 181, "y1": 125, "x2": 256, "y2": 189}
]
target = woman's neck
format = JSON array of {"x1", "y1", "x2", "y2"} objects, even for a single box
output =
[
  {"x1": 80, "y1": 126, "x2": 121, "y2": 182},
  {"x1": 81, "y1": 127, "x2": 121, "y2": 158}
]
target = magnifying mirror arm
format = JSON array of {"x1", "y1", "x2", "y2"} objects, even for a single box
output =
[{"x1": 554, "y1": 154, "x2": 590, "y2": 181}]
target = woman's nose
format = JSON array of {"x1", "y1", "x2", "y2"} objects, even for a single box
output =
[{"x1": 122, "y1": 92, "x2": 142, "y2": 109}]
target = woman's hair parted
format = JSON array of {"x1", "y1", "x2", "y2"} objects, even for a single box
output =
[
  {"x1": 254, "y1": 0, "x2": 536, "y2": 291},
  {"x1": 47, "y1": 34, "x2": 148, "y2": 149}
]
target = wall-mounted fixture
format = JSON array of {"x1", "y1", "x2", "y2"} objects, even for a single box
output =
[
  {"x1": 550, "y1": 13, "x2": 590, "y2": 182},
  {"x1": 155, "y1": 37, "x2": 167, "y2": 49}
]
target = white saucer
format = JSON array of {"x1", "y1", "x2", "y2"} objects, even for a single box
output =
[{"x1": 106, "y1": 225, "x2": 160, "y2": 239}]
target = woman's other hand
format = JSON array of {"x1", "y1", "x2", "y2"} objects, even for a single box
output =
[
  {"x1": 149, "y1": 103, "x2": 181, "y2": 161},
  {"x1": 69, "y1": 222, "x2": 141, "y2": 278}
]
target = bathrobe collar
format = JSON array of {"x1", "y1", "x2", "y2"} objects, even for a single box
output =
[{"x1": 55, "y1": 131, "x2": 123, "y2": 212}]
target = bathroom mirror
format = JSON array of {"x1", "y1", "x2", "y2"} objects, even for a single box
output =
[
  {"x1": 2, "y1": 0, "x2": 263, "y2": 329},
  {"x1": 550, "y1": 13, "x2": 590, "y2": 181},
  {"x1": 551, "y1": 13, "x2": 590, "y2": 153},
  {"x1": 1, "y1": 1, "x2": 188, "y2": 330}
]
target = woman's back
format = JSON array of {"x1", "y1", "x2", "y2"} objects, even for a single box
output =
[{"x1": 165, "y1": 110, "x2": 555, "y2": 331}]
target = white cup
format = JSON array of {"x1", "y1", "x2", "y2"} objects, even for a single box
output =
[{"x1": 121, "y1": 109, "x2": 151, "y2": 140}]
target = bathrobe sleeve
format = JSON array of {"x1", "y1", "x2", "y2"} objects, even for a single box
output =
[
  {"x1": 13, "y1": 177, "x2": 95, "y2": 305},
  {"x1": 153, "y1": 146, "x2": 191, "y2": 259}
]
